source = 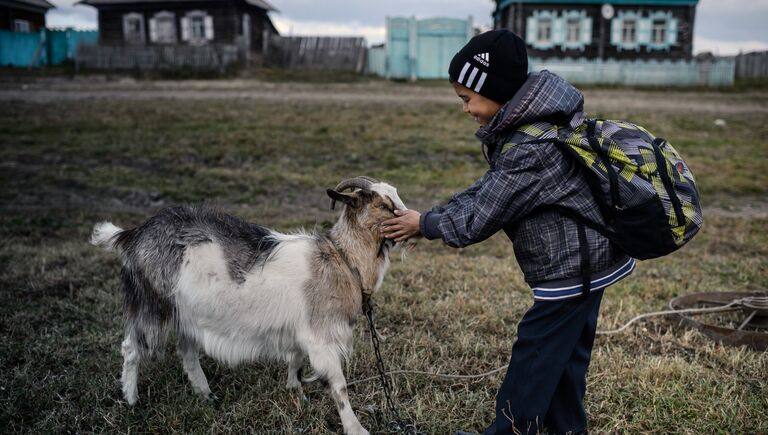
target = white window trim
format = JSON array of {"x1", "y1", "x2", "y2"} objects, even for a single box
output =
[
  {"x1": 122, "y1": 12, "x2": 146, "y2": 45},
  {"x1": 527, "y1": 9, "x2": 591, "y2": 52},
  {"x1": 647, "y1": 10, "x2": 677, "y2": 51},
  {"x1": 612, "y1": 10, "x2": 642, "y2": 51}
]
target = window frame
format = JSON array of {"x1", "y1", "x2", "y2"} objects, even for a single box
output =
[
  {"x1": 13, "y1": 19, "x2": 31, "y2": 32},
  {"x1": 151, "y1": 11, "x2": 177, "y2": 44},
  {"x1": 122, "y1": 12, "x2": 146, "y2": 45}
]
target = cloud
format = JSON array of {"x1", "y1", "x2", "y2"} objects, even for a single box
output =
[
  {"x1": 270, "y1": 0, "x2": 493, "y2": 27},
  {"x1": 46, "y1": 0, "x2": 97, "y2": 30},
  {"x1": 271, "y1": 16, "x2": 385, "y2": 45},
  {"x1": 694, "y1": 36, "x2": 768, "y2": 56}
]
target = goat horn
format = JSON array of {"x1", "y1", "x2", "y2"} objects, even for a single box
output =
[
  {"x1": 330, "y1": 176, "x2": 379, "y2": 210},
  {"x1": 333, "y1": 176, "x2": 378, "y2": 193}
]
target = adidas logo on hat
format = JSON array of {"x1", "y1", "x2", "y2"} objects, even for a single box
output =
[{"x1": 473, "y1": 52, "x2": 490, "y2": 67}]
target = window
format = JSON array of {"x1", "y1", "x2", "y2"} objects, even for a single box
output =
[
  {"x1": 151, "y1": 12, "x2": 176, "y2": 44},
  {"x1": 566, "y1": 17, "x2": 580, "y2": 43},
  {"x1": 191, "y1": 15, "x2": 205, "y2": 40},
  {"x1": 123, "y1": 13, "x2": 145, "y2": 44},
  {"x1": 621, "y1": 19, "x2": 636, "y2": 44},
  {"x1": 14, "y1": 19, "x2": 30, "y2": 32},
  {"x1": 652, "y1": 19, "x2": 667, "y2": 44},
  {"x1": 537, "y1": 18, "x2": 552, "y2": 42},
  {"x1": 182, "y1": 10, "x2": 213, "y2": 44}
]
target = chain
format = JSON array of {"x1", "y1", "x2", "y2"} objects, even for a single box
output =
[{"x1": 362, "y1": 294, "x2": 421, "y2": 434}]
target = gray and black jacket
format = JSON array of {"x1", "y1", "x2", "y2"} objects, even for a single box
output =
[{"x1": 420, "y1": 71, "x2": 634, "y2": 301}]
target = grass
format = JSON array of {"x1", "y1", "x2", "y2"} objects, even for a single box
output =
[{"x1": 1, "y1": 85, "x2": 766, "y2": 434}]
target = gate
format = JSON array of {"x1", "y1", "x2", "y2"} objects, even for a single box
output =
[{"x1": 379, "y1": 16, "x2": 472, "y2": 80}]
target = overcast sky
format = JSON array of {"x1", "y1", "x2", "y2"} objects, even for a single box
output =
[{"x1": 47, "y1": 0, "x2": 768, "y2": 55}]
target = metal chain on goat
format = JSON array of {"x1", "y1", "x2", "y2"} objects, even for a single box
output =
[
  {"x1": 329, "y1": 235, "x2": 421, "y2": 434},
  {"x1": 362, "y1": 294, "x2": 422, "y2": 435}
]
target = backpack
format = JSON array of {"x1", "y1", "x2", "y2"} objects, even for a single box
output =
[{"x1": 509, "y1": 118, "x2": 703, "y2": 260}]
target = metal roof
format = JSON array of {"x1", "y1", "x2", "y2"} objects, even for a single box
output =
[
  {"x1": 3, "y1": 0, "x2": 55, "y2": 9},
  {"x1": 78, "y1": 0, "x2": 277, "y2": 11},
  {"x1": 497, "y1": 0, "x2": 699, "y2": 6}
]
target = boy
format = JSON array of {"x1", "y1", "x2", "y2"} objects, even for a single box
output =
[{"x1": 381, "y1": 30, "x2": 635, "y2": 435}]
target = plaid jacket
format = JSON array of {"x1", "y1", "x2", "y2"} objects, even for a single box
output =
[{"x1": 421, "y1": 71, "x2": 633, "y2": 295}]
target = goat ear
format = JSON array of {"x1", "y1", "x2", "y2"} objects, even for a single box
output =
[{"x1": 327, "y1": 189, "x2": 360, "y2": 210}]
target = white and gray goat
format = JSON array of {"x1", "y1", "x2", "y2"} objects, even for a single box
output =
[{"x1": 90, "y1": 176, "x2": 407, "y2": 435}]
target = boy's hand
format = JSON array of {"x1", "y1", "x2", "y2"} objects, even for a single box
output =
[{"x1": 381, "y1": 210, "x2": 421, "y2": 242}]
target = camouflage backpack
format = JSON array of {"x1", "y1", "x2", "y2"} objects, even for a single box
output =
[{"x1": 508, "y1": 119, "x2": 703, "y2": 260}]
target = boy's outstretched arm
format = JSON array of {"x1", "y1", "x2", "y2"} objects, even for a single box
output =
[{"x1": 384, "y1": 143, "x2": 545, "y2": 247}]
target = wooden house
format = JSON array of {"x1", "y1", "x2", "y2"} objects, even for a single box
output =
[
  {"x1": 493, "y1": 0, "x2": 697, "y2": 61},
  {"x1": 1, "y1": 0, "x2": 54, "y2": 32},
  {"x1": 79, "y1": 0, "x2": 278, "y2": 51}
]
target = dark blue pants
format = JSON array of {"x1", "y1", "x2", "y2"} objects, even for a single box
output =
[{"x1": 483, "y1": 290, "x2": 604, "y2": 435}]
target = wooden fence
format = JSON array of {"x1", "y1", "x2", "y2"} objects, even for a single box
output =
[
  {"x1": 76, "y1": 43, "x2": 241, "y2": 71},
  {"x1": 735, "y1": 51, "x2": 768, "y2": 79},
  {"x1": 263, "y1": 35, "x2": 366, "y2": 72}
]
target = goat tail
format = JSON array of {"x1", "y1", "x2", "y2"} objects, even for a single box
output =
[{"x1": 90, "y1": 221, "x2": 124, "y2": 252}]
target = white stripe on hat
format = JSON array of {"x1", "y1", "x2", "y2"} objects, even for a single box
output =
[
  {"x1": 457, "y1": 62, "x2": 471, "y2": 84},
  {"x1": 465, "y1": 67, "x2": 479, "y2": 89},
  {"x1": 473, "y1": 71, "x2": 488, "y2": 93}
]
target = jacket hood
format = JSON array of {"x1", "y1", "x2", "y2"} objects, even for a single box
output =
[{"x1": 476, "y1": 70, "x2": 585, "y2": 144}]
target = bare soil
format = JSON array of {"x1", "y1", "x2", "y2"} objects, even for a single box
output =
[{"x1": 1, "y1": 76, "x2": 767, "y2": 115}]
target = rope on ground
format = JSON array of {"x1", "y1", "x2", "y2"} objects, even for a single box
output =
[{"x1": 349, "y1": 298, "x2": 753, "y2": 386}]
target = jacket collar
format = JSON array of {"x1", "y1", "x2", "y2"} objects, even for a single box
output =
[{"x1": 475, "y1": 70, "x2": 585, "y2": 146}]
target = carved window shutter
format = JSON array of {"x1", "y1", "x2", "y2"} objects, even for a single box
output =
[
  {"x1": 581, "y1": 16, "x2": 592, "y2": 45},
  {"x1": 148, "y1": 17, "x2": 158, "y2": 43},
  {"x1": 204, "y1": 15, "x2": 214, "y2": 40},
  {"x1": 637, "y1": 18, "x2": 652, "y2": 44},
  {"x1": 526, "y1": 16, "x2": 537, "y2": 44},
  {"x1": 181, "y1": 16, "x2": 190, "y2": 41},
  {"x1": 610, "y1": 18, "x2": 621, "y2": 46},
  {"x1": 667, "y1": 17, "x2": 678, "y2": 45}
]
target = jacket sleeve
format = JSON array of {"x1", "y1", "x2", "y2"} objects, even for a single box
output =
[{"x1": 420, "y1": 144, "x2": 545, "y2": 248}]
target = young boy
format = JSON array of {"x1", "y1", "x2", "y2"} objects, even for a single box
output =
[{"x1": 381, "y1": 30, "x2": 635, "y2": 435}]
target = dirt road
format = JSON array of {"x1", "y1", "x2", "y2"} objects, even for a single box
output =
[{"x1": 1, "y1": 77, "x2": 766, "y2": 115}]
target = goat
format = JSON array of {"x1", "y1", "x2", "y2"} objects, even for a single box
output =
[{"x1": 90, "y1": 176, "x2": 407, "y2": 435}]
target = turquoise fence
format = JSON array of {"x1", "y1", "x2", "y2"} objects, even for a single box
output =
[
  {"x1": 369, "y1": 16, "x2": 473, "y2": 80},
  {"x1": 0, "y1": 29, "x2": 98, "y2": 68},
  {"x1": 529, "y1": 57, "x2": 735, "y2": 87}
]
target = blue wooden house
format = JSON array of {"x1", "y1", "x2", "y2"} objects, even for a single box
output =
[
  {"x1": 494, "y1": 0, "x2": 696, "y2": 60},
  {"x1": 493, "y1": 0, "x2": 734, "y2": 86}
]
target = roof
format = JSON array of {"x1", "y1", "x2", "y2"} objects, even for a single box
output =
[
  {"x1": 78, "y1": 0, "x2": 277, "y2": 11},
  {"x1": 2, "y1": 0, "x2": 55, "y2": 9},
  {"x1": 497, "y1": 0, "x2": 698, "y2": 6}
]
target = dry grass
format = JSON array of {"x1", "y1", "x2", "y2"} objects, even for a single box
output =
[{"x1": 0, "y1": 83, "x2": 766, "y2": 434}]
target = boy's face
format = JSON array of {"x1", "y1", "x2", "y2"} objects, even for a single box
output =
[{"x1": 452, "y1": 82, "x2": 502, "y2": 126}]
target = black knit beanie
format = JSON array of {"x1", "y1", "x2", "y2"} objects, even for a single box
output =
[{"x1": 449, "y1": 29, "x2": 528, "y2": 104}]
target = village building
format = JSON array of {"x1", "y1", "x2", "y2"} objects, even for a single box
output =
[
  {"x1": 79, "y1": 0, "x2": 278, "y2": 51},
  {"x1": 489, "y1": 0, "x2": 735, "y2": 86},
  {"x1": 493, "y1": 0, "x2": 697, "y2": 60},
  {"x1": 0, "y1": 0, "x2": 53, "y2": 32}
]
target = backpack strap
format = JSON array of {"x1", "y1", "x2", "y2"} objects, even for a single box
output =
[
  {"x1": 586, "y1": 120, "x2": 622, "y2": 219},
  {"x1": 650, "y1": 137, "x2": 686, "y2": 229}
]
